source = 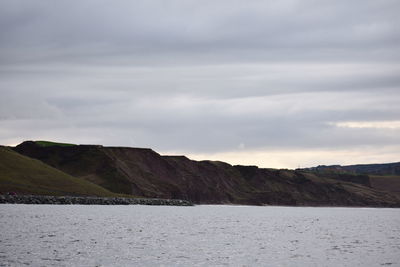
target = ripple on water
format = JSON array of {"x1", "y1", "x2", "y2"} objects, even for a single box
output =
[{"x1": 0, "y1": 205, "x2": 399, "y2": 266}]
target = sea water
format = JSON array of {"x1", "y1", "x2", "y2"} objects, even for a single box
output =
[{"x1": 0, "y1": 205, "x2": 399, "y2": 266}]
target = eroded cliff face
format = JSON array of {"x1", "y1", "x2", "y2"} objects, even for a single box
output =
[{"x1": 13, "y1": 141, "x2": 400, "y2": 207}]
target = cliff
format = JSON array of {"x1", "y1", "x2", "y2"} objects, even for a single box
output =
[{"x1": 10, "y1": 141, "x2": 400, "y2": 207}]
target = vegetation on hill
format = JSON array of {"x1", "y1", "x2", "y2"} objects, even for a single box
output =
[
  {"x1": 0, "y1": 146, "x2": 118, "y2": 197},
  {"x1": 34, "y1": 140, "x2": 76, "y2": 147}
]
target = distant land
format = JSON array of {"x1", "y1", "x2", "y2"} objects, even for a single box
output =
[
  {"x1": 1, "y1": 140, "x2": 399, "y2": 207},
  {"x1": 300, "y1": 162, "x2": 400, "y2": 176}
]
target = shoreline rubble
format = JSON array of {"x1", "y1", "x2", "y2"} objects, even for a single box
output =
[{"x1": 0, "y1": 194, "x2": 193, "y2": 206}]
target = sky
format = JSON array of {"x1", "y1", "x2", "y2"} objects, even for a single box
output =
[{"x1": 1, "y1": 0, "x2": 399, "y2": 168}]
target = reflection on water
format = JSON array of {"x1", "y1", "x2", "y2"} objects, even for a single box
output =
[{"x1": 0, "y1": 205, "x2": 399, "y2": 266}]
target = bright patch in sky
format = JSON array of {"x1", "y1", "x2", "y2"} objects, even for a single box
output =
[{"x1": 331, "y1": 121, "x2": 400, "y2": 129}]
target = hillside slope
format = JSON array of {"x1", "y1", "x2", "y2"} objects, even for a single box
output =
[
  {"x1": 0, "y1": 146, "x2": 118, "y2": 197},
  {"x1": 369, "y1": 175, "x2": 400, "y2": 197},
  {"x1": 13, "y1": 141, "x2": 400, "y2": 207}
]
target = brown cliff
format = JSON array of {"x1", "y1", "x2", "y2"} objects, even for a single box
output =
[{"x1": 12, "y1": 141, "x2": 400, "y2": 207}]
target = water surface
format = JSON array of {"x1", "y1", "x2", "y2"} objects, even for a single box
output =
[{"x1": 0, "y1": 205, "x2": 399, "y2": 266}]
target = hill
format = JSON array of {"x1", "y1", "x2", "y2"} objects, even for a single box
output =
[
  {"x1": 300, "y1": 162, "x2": 400, "y2": 197},
  {"x1": 12, "y1": 141, "x2": 400, "y2": 207},
  {"x1": 303, "y1": 162, "x2": 400, "y2": 175},
  {"x1": 0, "y1": 146, "x2": 118, "y2": 197}
]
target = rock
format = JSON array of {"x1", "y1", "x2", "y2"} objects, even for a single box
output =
[{"x1": 0, "y1": 195, "x2": 193, "y2": 206}]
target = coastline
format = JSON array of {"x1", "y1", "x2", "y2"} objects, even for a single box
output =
[
  {"x1": 0, "y1": 195, "x2": 193, "y2": 206},
  {"x1": 1, "y1": 195, "x2": 398, "y2": 208}
]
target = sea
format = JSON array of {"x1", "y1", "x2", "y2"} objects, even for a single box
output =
[{"x1": 0, "y1": 204, "x2": 399, "y2": 266}]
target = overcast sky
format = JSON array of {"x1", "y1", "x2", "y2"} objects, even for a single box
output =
[{"x1": 1, "y1": 0, "x2": 399, "y2": 168}]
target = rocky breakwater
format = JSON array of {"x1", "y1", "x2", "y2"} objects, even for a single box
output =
[{"x1": 0, "y1": 195, "x2": 193, "y2": 206}]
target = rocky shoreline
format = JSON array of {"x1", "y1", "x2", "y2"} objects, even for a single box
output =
[{"x1": 0, "y1": 195, "x2": 193, "y2": 206}]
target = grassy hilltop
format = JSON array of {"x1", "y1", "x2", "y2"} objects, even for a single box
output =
[{"x1": 33, "y1": 140, "x2": 76, "y2": 147}]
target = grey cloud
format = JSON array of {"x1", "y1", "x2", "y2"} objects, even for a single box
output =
[
  {"x1": 1, "y1": 0, "x2": 400, "y2": 65},
  {"x1": 0, "y1": 0, "x2": 399, "y2": 166},
  {"x1": 23, "y1": 89, "x2": 398, "y2": 152}
]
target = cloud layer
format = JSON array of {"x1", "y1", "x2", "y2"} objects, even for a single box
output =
[{"x1": 1, "y1": 0, "x2": 399, "y2": 168}]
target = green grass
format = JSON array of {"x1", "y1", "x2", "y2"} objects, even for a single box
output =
[
  {"x1": 34, "y1": 140, "x2": 76, "y2": 147},
  {"x1": 0, "y1": 147, "x2": 121, "y2": 196}
]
